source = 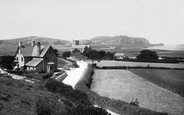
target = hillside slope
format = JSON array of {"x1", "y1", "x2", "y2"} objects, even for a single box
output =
[
  {"x1": 89, "y1": 35, "x2": 164, "y2": 47},
  {"x1": 0, "y1": 36, "x2": 70, "y2": 46}
]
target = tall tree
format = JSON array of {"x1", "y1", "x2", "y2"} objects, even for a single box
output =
[{"x1": 83, "y1": 46, "x2": 92, "y2": 56}]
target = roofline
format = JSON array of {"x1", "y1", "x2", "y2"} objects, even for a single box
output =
[{"x1": 40, "y1": 46, "x2": 58, "y2": 57}]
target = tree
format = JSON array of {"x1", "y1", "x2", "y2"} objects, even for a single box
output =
[
  {"x1": 62, "y1": 51, "x2": 71, "y2": 59},
  {"x1": 83, "y1": 46, "x2": 92, "y2": 56},
  {"x1": 106, "y1": 52, "x2": 114, "y2": 60},
  {"x1": 0, "y1": 55, "x2": 16, "y2": 70},
  {"x1": 137, "y1": 50, "x2": 158, "y2": 60},
  {"x1": 86, "y1": 50, "x2": 102, "y2": 64},
  {"x1": 72, "y1": 48, "x2": 80, "y2": 53},
  {"x1": 98, "y1": 50, "x2": 106, "y2": 59}
]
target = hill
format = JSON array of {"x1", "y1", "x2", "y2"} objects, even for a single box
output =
[
  {"x1": 88, "y1": 35, "x2": 164, "y2": 47},
  {"x1": 0, "y1": 36, "x2": 70, "y2": 46},
  {"x1": 0, "y1": 35, "x2": 163, "y2": 48}
]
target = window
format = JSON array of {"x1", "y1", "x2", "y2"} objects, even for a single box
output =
[
  {"x1": 21, "y1": 57, "x2": 23, "y2": 61},
  {"x1": 49, "y1": 50, "x2": 51, "y2": 54},
  {"x1": 46, "y1": 57, "x2": 49, "y2": 62}
]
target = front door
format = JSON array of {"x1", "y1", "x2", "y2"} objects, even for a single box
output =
[{"x1": 47, "y1": 65, "x2": 50, "y2": 73}]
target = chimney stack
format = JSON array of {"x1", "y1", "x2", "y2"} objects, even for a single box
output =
[
  {"x1": 18, "y1": 41, "x2": 22, "y2": 47},
  {"x1": 31, "y1": 41, "x2": 35, "y2": 47},
  {"x1": 37, "y1": 42, "x2": 41, "y2": 56}
]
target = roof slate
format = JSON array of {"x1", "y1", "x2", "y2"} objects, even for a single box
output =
[
  {"x1": 26, "y1": 58, "x2": 43, "y2": 67},
  {"x1": 20, "y1": 46, "x2": 33, "y2": 56}
]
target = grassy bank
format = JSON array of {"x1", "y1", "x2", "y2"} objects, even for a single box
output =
[
  {"x1": 0, "y1": 74, "x2": 109, "y2": 115},
  {"x1": 74, "y1": 65, "x2": 168, "y2": 115}
]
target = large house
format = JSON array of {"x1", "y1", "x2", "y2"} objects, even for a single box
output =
[
  {"x1": 70, "y1": 40, "x2": 91, "y2": 53},
  {"x1": 15, "y1": 41, "x2": 58, "y2": 72},
  {"x1": 114, "y1": 52, "x2": 126, "y2": 59}
]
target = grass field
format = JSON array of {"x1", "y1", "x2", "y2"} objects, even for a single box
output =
[
  {"x1": 129, "y1": 69, "x2": 184, "y2": 96},
  {"x1": 96, "y1": 60, "x2": 184, "y2": 68},
  {"x1": 91, "y1": 69, "x2": 184, "y2": 115}
]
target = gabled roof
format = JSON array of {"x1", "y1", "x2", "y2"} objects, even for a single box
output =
[
  {"x1": 39, "y1": 45, "x2": 51, "y2": 57},
  {"x1": 26, "y1": 58, "x2": 43, "y2": 67},
  {"x1": 71, "y1": 45, "x2": 90, "y2": 49},
  {"x1": 17, "y1": 46, "x2": 33, "y2": 57},
  {"x1": 114, "y1": 52, "x2": 125, "y2": 56},
  {"x1": 31, "y1": 45, "x2": 45, "y2": 56},
  {"x1": 16, "y1": 44, "x2": 57, "y2": 57}
]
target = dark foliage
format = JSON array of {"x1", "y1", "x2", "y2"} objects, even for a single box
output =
[
  {"x1": 83, "y1": 46, "x2": 92, "y2": 56},
  {"x1": 137, "y1": 50, "x2": 158, "y2": 60},
  {"x1": 106, "y1": 52, "x2": 115, "y2": 60},
  {"x1": 73, "y1": 48, "x2": 80, "y2": 53},
  {"x1": 86, "y1": 50, "x2": 102, "y2": 63},
  {"x1": 98, "y1": 50, "x2": 106, "y2": 58},
  {"x1": 44, "y1": 78, "x2": 110, "y2": 115},
  {"x1": 44, "y1": 79, "x2": 92, "y2": 108},
  {"x1": 71, "y1": 106, "x2": 110, "y2": 115},
  {"x1": 62, "y1": 51, "x2": 71, "y2": 58},
  {"x1": 0, "y1": 55, "x2": 16, "y2": 70}
]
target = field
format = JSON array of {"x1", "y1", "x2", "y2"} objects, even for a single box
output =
[
  {"x1": 129, "y1": 69, "x2": 184, "y2": 96},
  {"x1": 91, "y1": 69, "x2": 184, "y2": 115},
  {"x1": 96, "y1": 60, "x2": 184, "y2": 68}
]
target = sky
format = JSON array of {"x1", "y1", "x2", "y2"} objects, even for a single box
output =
[{"x1": 0, "y1": 0, "x2": 184, "y2": 44}]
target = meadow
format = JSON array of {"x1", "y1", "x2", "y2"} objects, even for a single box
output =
[
  {"x1": 91, "y1": 69, "x2": 184, "y2": 115},
  {"x1": 129, "y1": 69, "x2": 184, "y2": 96},
  {"x1": 96, "y1": 60, "x2": 184, "y2": 68}
]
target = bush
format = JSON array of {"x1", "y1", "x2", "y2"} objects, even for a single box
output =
[{"x1": 44, "y1": 79, "x2": 110, "y2": 115}]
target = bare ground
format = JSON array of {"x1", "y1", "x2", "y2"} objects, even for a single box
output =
[{"x1": 91, "y1": 70, "x2": 184, "y2": 115}]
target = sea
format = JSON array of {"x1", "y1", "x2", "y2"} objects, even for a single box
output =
[
  {"x1": 147, "y1": 44, "x2": 184, "y2": 57},
  {"x1": 147, "y1": 44, "x2": 184, "y2": 51}
]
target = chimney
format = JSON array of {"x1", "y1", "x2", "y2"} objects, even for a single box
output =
[
  {"x1": 37, "y1": 42, "x2": 41, "y2": 56},
  {"x1": 73, "y1": 40, "x2": 79, "y2": 46},
  {"x1": 75, "y1": 40, "x2": 79, "y2": 45},
  {"x1": 31, "y1": 41, "x2": 35, "y2": 47},
  {"x1": 18, "y1": 41, "x2": 22, "y2": 47}
]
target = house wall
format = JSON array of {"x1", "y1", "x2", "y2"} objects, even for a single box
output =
[
  {"x1": 15, "y1": 49, "x2": 25, "y2": 68},
  {"x1": 36, "y1": 61, "x2": 43, "y2": 72},
  {"x1": 43, "y1": 47, "x2": 58, "y2": 72}
]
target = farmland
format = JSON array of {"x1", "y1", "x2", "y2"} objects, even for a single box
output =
[
  {"x1": 96, "y1": 60, "x2": 184, "y2": 68},
  {"x1": 91, "y1": 69, "x2": 184, "y2": 115},
  {"x1": 129, "y1": 69, "x2": 184, "y2": 96}
]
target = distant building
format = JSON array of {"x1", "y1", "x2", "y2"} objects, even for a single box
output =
[
  {"x1": 15, "y1": 41, "x2": 58, "y2": 72},
  {"x1": 114, "y1": 52, "x2": 126, "y2": 59},
  {"x1": 70, "y1": 40, "x2": 91, "y2": 53}
]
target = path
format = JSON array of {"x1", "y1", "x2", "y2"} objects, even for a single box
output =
[{"x1": 62, "y1": 61, "x2": 88, "y2": 88}]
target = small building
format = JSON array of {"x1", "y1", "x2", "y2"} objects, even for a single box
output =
[
  {"x1": 70, "y1": 40, "x2": 91, "y2": 53},
  {"x1": 15, "y1": 41, "x2": 58, "y2": 72},
  {"x1": 114, "y1": 52, "x2": 126, "y2": 59}
]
